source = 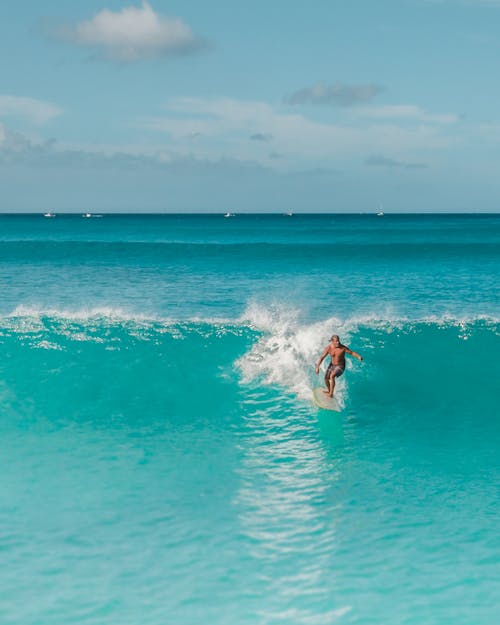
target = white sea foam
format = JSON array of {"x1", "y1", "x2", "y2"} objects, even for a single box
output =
[
  {"x1": 6, "y1": 304, "x2": 153, "y2": 322},
  {"x1": 33, "y1": 340, "x2": 64, "y2": 351},
  {"x1": 237, "y1": 303, "x2": 355, "y2": 405},
  {"x1": 2, "y1": 302, "x2": 498, "y2": 328},
  {"x1": 2, "y1": 305, "x2": 241, "y2": 330},
  {"x1": 1, "y1": 303, "x2": 498, "y2": 390},
  {"x1": 236, "y1": 302, "x2": 500, "y2": 404}
]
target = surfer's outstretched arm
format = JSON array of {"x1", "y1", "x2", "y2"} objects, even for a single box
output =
[
  {"x1": 345, "y1": 346, "x2": 363, "y2": 361},
  {"x1": 315, "y1": 346, "x2": 330, "y2": 374}
]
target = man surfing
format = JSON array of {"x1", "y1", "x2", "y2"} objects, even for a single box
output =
[{"x1": 315, "y1": 335, "x2": 363, "y2": 398}]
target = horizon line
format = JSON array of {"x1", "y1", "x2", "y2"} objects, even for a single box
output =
[{"x1": 0, "y1": 211, "x2": 499, "y2": 216}]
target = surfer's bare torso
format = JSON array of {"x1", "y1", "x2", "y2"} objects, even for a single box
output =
[{"x1": 326, "y1": 344, "x2": 349, "y2": 368}]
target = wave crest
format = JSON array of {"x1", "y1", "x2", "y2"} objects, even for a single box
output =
[{"x1": 0, "y1": 303, "x2": 498, "y2": 409}]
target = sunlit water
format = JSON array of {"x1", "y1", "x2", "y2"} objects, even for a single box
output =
[{"x1": 0, "y1": 214, "x2": 498, "y2": 624}]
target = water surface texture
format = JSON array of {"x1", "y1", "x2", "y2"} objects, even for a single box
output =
[{"x1": 0, "y1": 214, "x2": 498, "y2": 625}]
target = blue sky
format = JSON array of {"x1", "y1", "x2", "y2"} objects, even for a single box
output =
[{"x1": 1, "y1": 0, "x2": 500, "y2": 212}]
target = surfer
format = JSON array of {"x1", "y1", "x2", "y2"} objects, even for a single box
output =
[{"x1": 315, "y1": 335, "x2": 363, "y2": 398}]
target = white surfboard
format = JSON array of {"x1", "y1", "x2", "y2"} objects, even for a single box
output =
[{"x1": 312, "y1": 387, "x2": 341, "y2": 412}]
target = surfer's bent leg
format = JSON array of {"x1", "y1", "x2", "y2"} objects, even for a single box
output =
[
  {"x1": 328, "y1": 372, "x2": 336, "y2": 397},
  {"x1": 323, "y1": 363, "x2": 334, "y2": 396},
  {"x1": 324, "y1": 366, "x2": 344, "y2": 397},
  {"x1": 324, "y1": 363, "x2": 332, "y2": 390}
]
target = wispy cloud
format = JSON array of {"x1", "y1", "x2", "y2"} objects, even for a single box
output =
[
  {"x1": 357, "y1": 104, "x2": 460, "y2": 124},
  {"x1": 0, "y1": 123, "x2": 269, "y2": 174},
  {"x1": 423, "y1": 0, "x2": 500, "y2": 6},
  {"x1": 461, "y1": 0, "x2": 500, "y2": 6},
  {"x1": 44, "y1": 2, "x2": 204, "y2": 63},
  {"x1": 0, "y1": 95, "x2": 62, "y2": 125},
  {"x1": 135, "y1": 96, "x2": 454, "y2": 167},
  {"x1": 478, "y1": 123, "x2": 500, "y2": 136},
  {"x1": 0, "y1": 96, "x2": 451, "y2": 176},
  {"x1": 286, "y1": 82, "x2": 384, "y2": 107},
  {"x1": 0, "y1": 123, "x2": 158, "y2": 167},
  {"x1": 250, "y1": 133, "x2": 273, "y2": 142},
  {"x1": 365, "y1": 155, "x2": 428, "y2": 169}
]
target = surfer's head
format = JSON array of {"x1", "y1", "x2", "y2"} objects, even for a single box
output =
[{"x1": 331, "y1": 334, "x2": 340, "y2": 345}]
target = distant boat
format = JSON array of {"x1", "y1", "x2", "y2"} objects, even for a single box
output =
[
  {"x1": 284, "y1": 212, "x2": 294, "y2": 216},
  {"x1": 224, "y1": 212, "x2": 235, "y2": 218},
  {"x1": 82, "y1": 213, "x2": 92, "y2": 218},
  {"x1": 43, "y1": 212, "x2": 56, "y2": 218},
  {"x1": 377, "y1": 211, "x2": 384, "y2": 217}
]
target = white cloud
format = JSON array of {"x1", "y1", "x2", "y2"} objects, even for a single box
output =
[
  {"x1": 286, "y1": 82, "x2": 384, "y2": 107},
  {"x1": 0, "y1": 95, "x2": 62, "y2": 125},
  {"x1": 135, "y1": 96, "x2": 454, "y2": 167},
  {"x1": 50, "y1": 2, "x2": 202, "y2": 62},
  {"x1": 425, "y1": 0, "x2": 500, "y2": 5},
  {"x1": 0, "y1": 122, "x2": 277, "y2": 180},
  {"x1": 421, "y1": 0, "x2": 500, "y2": 10},
  {"x1": 365, "y1": 155, "x2": 428, "y2": 169},
  {"x1": 0, "y1": 96, "x2": 459, "y2": 175},
  {"x1": 479, "y1": 123, "x2": 500, "y2": 134},
  {"x1": 356, "y1": 105, "x2": 460, "y2": 124}
]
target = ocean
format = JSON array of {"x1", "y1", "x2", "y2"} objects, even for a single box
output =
[{"x1": 0, "y1": 213, "x2": 498, "y2": 625}]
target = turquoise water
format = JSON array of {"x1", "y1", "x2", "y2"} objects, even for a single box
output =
[{"x1": 0, "y1": 214, "x2": 498, "y2": 625}]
